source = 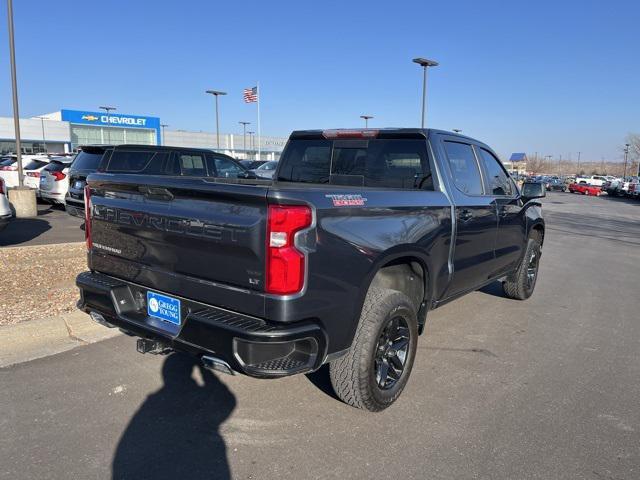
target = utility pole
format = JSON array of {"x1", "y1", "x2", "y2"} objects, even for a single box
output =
[
  {"x1": 412, "y1": 57, "x2": 439, "y2": 128},
  {"x1": 248, "y1": 131, "x2": 255, "y2": 159},
  {"x1": 577, "y1": 151, "x2": 581, "y2": 174},
  {"x1": 239, "y1": 121, "x2": 250, "y2": 158}
]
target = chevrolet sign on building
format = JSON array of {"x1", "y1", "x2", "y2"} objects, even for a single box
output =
[{"x1": 61, "y1": 109, "x2": 161, "y2": 147}]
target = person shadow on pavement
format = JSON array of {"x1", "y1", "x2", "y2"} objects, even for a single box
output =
[{"x1": 112, "y1": 353, "x2": 236, "y2": 480}]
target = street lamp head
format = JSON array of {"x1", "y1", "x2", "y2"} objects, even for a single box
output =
[
  {"x1": 206, "y1": 90, "x2": 227, "y2": 96},
  {"x1": 161, "y1": 123, "x2": 169, "y2": 128},
  {"x1": 360, "y1": 115, "x2": 373, "y2": 120},
  {"x1": 413, "y1": 57, "x2": 439, "y2": 68},
  {"x1": 452, "y1": 129, "x2": 462, "y2": 133},
  {"x1": 239, "y1": 121, "x2": 251, "y2": 125},
  {"x1": 99, "y1": 106, "x2": 116, "y2": 111}
]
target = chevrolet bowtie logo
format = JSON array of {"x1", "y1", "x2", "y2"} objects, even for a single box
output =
[{"x1": 81, "y1": 115, "x2": 99, "y2": 121}]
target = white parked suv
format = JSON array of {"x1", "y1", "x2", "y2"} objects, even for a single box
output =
[
  {"x1": 0, "y1": 176, "x2": 12, "y2": 231},
  {"x1": 0, "y1": 154, "x2": 50, "y2": 188},
  {"x1": 40, "y1": 157, "x2": 74, "y2": 204}
]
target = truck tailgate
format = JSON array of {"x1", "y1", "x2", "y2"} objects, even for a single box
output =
[{"x1": 88, "y1": 174, "x2": 269, "y2": 313}]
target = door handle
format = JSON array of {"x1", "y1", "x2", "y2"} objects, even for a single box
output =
[{"x1": 459, "y1": 209, "x2": 473, "y2": 222}]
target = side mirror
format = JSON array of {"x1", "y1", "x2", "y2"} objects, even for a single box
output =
[{"x1": 521, "y1": 182, "x2": 546, "y2": 202}]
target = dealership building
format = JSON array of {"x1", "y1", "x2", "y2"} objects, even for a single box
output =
[{"x1": 0, "y1": 108, "x2": 286, "y2": 160}]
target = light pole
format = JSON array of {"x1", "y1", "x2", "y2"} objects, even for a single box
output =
[
  {"x1": 360, "y1": 115, "x2": 373, "y2": 128},
  {"x1": 36, "y1": 116, "x2": 47, "y2": 153},
  {"x1": 7, "y1": 0, "x2": 24, "y2": 187},
  {"x1": 623, "y1": 143, "x2": 630, "y2": 179},
  {"x1": 160, "y1": 124, "x2": 169, "y2": 146},
  {"x1": 99, "y1": 106, "x2": 116, "y2": 144},
  {"x1": 412, "y1": 57, "x2": 439, "y2": 128},
  {"x1": 239, "y1": 121, "x2": 250, "y2": 158},
  {"x1": 248, "y1": 131, "x2": 255, "y2": 159},
  {"x1": 205, "y1": 90, "x2": 227, "y2": 150}
]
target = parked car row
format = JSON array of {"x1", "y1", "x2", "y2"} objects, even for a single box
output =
[{"x1": 603, "y1": 176, "x2": 640, "y2": 198}]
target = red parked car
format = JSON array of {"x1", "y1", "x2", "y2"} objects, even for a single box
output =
[{"x1": 568, "y1": 183, "x2": 602, "y2": 196}]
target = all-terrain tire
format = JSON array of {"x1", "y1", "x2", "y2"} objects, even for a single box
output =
[
  {"x1": 330, "y1": 288, "x2": 418, "y2": 412},
  {"x1": 503, "y1": 233, "x2": 542, "y2": 300}
]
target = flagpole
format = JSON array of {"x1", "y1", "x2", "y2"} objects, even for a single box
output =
[{"x1": 257, "y1": 81, "x2": 261, "y2": 161}]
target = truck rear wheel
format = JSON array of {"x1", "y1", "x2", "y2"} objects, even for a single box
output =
[
  {"x1": 503, "y1": 234, "x2": 542, "y2": 300},
  {"x1": 329, "y1": 287, "x2": 418, "y2": 412}
]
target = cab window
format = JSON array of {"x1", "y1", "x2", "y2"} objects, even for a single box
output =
[
  {"x1": 443, "y1": 141, "x2": 483, "y2": 195},
  {"x1": 476, "y1": 148, "x2": 514, "y2": 196}
]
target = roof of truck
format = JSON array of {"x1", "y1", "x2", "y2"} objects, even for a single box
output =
[{"x1": 289, "y1": 128, "x2": 476, "y2": 141}]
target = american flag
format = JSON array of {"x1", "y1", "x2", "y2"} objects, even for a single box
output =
[{"x1": 243, "y1": 86, "x2": 258, "y2": 103}]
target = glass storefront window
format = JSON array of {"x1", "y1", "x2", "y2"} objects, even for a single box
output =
[
  {"x1": 0, "y1": 141, "x2": 66, "y2": 155},
  {"x1": 70, "y1": 124, "x2": 156, "y2": 148}
]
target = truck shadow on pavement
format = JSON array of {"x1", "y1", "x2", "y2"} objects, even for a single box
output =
[{"x1": 112, "y1": 353, "x2": 236, "y2": 480}]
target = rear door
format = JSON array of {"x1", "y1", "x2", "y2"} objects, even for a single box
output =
[
  {"x1": 438, "y1": 138, "x2": 498, "y2": 296},
  {"x1": 475, "y1": 146, "x2": 525, "y2": 275}
]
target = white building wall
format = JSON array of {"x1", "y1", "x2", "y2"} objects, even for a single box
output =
[
  {"x1": 163, "y1": 130, "x2": 288, "y2": 159},
  {"x1": 0, "y1": 117, "x2": 70, "y2": 143}
]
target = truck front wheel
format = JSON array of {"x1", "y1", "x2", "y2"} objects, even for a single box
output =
[
  {"x1": 503, "y1": 234, "x2": 542, "y2": 300},
  {"x1": 330, "y1": 287, "x2": 418, "y2": 412}
]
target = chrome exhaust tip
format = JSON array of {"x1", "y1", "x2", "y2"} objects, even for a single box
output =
[{"x1": 201, "y1": 355, "x2": 235, "y2": 376}]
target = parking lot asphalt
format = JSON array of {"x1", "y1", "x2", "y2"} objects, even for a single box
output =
[
  {"x1": 0, "y1": 202, "x2": 83, "y2": 247},
  {"x1": 1, "y1": 192, "x2": 639, "y2": 480}
]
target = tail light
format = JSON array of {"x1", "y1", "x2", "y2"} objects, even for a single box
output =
[
  {"x1": 266, "y1": 205, "x2": 312, "y2": 294},
  {"x1": 1, "y1": 165, "x2": 16, "y2": 171},
  {"x1": 84, "y1": 185, "x2": 92, "y2": 250},
  {"x1": 26, "y1": 172, "x2": 40, "y2": 178},
  {"x1": 52, "y1": 171, "x2": 66, "y2": 181},
  {"x1": 0, "y1": 179, "x2": 4, "y2": 195}
]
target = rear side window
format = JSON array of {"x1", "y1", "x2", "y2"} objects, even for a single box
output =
[
  {"x1": 277, "y1": 139, "x2": 433, "y2": 190},
  {"x1": 107, "y1": 151, "x2": 155, "y2": 172},
  {"x1": 72, "y1": 151, "x2": 104, "y2": 171},
  {"x1": 477, "y1": 148, "x2": 513, "y2": 196},
  {"x1": 443, "y1": 141, "x2": 483, "y2": 195},
  {"x1": 177, "y1": 153, "x2": 206, "y2": 176},
  {"x1": 206, "y1": 155, "x2": 243, "y2": 177}
]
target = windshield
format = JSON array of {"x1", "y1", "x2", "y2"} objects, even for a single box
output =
[
  {"x1": 71, "y1": 151, "x2": 104, "y2": 171},
  {"x1": 258, "y1": 161, "x2": 277, "y2": 170}
]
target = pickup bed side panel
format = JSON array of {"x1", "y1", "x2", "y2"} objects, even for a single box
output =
[{"x1": 265, "y1": 186, "x2": 452, "y2": 354}]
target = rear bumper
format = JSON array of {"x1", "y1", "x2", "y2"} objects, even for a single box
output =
[
  {"x1": 0, "y1": 213, "x2": 11, "y2": 231},
  {"x1": 41, "y1": 191, "x2": 65, "y2": 203},
  {"x1": 76, "y1": 271, "x2": 328, "y2": 378},
  {"x1": 65, "y1": 197, "x2": 84, "y2": 217}
]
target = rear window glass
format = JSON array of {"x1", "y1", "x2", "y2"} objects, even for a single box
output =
[
  {"x1": 105, "y1": 151, "x2": 170, "y2": 174},
  {"x1": 72, "y1": 151, "x2": 104, "y2": 170},
  {"x1": 0, "y1": 158, "x2": 15, "y2": 167},
  {"x1": 277, "y1": 139, "x2": 432, "y2": 190},
  {"x1": 43, "y1": 161, "x2": 68, "y2": 172},
  {"x1": 24, "y1": 160, "x2": 49, "y2": 170}
]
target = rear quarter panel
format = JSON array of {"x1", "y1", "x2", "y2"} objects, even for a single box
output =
[{"x1": 266, "y1": 185, "x2": 452, "y2": 353}]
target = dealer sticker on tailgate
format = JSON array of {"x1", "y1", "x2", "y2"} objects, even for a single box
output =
[{"x1": 147, "y1": 291, "x2": 181, "y2": 325}]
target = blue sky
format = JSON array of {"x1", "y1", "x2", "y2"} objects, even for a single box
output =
[{"x1": 0, "y1": 0, "x2": 638, "y2": 161}]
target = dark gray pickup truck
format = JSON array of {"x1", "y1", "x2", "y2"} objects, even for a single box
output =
[{"x1": 76, "y1": 129, "x2": 545, "y2": 411}]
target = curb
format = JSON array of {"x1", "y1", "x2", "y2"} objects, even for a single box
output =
[{"x1": 0, "y1": 310, "x2": 122, "y2": 368}]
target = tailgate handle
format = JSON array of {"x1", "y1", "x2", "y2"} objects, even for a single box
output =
[{"x1": 139, "y1": 186, "x2": 174, "y2": 201}]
